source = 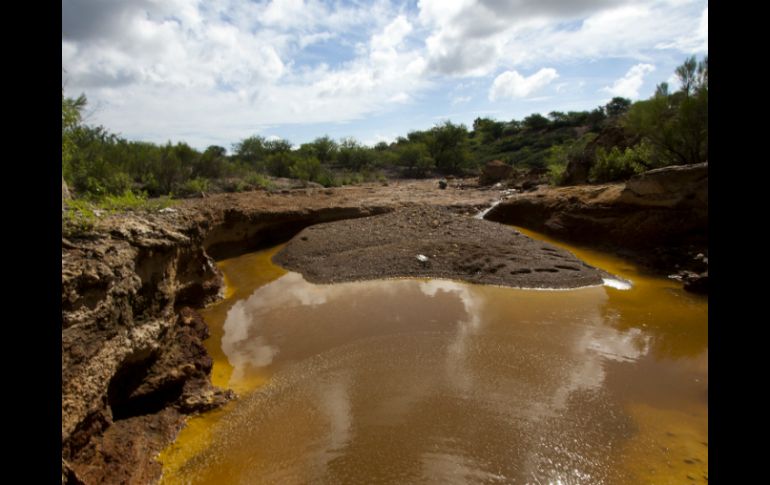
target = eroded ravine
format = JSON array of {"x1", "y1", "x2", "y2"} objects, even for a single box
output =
[{"x1": 159, "y1": 228, "x2": 707, "y2": 484}]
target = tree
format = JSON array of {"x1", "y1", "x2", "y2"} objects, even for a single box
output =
[
  {"x1": 305, "y1": 136, "x2": 338, "y2": 164},
  {"x1": 428, "y1": 121, "x2": 471, "y2": 174},
  {"x1": 264, "y1": 138, "x2": 292, "y2": 154},
  {"x1": 604, "y1": 97, "x2": 632, "y2": 117},
  {"x1": 472, "y1": 117, "x2": 504, "y2": 143},
  {"x1": 675, "y1": 55, "x2": 698, "y2": 96},
  {"x1": 233, "y1": 135, "x2": 267, "y2": 169},
  {"x1": 337, "y1": 138, "x2": 375, "y2": 171},
  {"x1": 398, "y1": 142, "x2": 434, "y2": 177},
  {"x1": 194, "y1": 145, "x2": 227, "y2": 179},
  {"x1": 523, "y1": 113, "x2": 550, "y2": 130},
  {"x1": 625, "y1": 56, "x2": 708, "y2": 166},
  {"x1": 62, "y1": 91, "x2": 87, "y2": 186},
  {"x1": 289, "y1": 156, "x2": 322, "y2": 182}
]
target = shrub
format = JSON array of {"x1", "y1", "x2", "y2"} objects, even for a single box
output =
[
  {"x1": 99, "y1": 190, "x2": 173, "y2": 211},
  {"x1": 245, "y1": 172, "x2": 275, "y2": 190},
  {"x1": 175, "y1": 177, "x2": 210, "y2": 197},
  {"x1": 589, "y1": 143, "x2": 653, "y2": 183},
  {"x1": 62, "y1": 199, "x2": 98, "y2": 235},
  {"x1": 289, "y1": 156, "x2": 322, "y2": 182}
]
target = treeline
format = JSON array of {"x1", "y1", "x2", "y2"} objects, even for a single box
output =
[{"x1": 62, "y1": 55, "x2": 707, "y2": 200}]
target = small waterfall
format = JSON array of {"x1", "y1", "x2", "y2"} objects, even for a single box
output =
[
  {"x1": 602, "y1": 277, "x2": 632, "y2": 290},
  {"x1": 474, "y1": 199, "x2": 502, "y2": 220}
]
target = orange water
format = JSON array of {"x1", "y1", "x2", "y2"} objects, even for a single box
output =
[{"x1": 159, "y1": 229, "x2": 707, "y2": 484}]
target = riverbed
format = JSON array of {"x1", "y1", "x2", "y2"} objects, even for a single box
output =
[{"x1": 159, "y1": 228, "x2": 707, "y2": 484}]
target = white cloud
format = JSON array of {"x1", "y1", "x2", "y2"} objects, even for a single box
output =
[
  {"x1": 666, "y1": 73, "x2": 681, "y2": 92},
  {"x1": 372, "y1": 15, "x2": 412, "y2": 51},
  {"x1": 62, "y1": 0, "x2": 708, "y2": 148},
  {"x1": 62, "y1": 0, "x2": 430, "y2": 148},
  {"x1": 417, "y1": 1, "x2": 708, "y2": 76},
  {"x1": 601, "y1": 63, "x2": 655, "y2": 99},
  {"x1": 489, "y1": 68, "x2": 559, "y2": 101},
  {"x1": 656, "y1": 5, "x2": 707, "y2": 52},
  {"x1": 389, "y1": 92, "x2": 411, "y2": 103}
]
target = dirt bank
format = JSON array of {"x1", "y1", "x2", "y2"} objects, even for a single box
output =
[
  {"x1": 484, "y1": 163, "x2": 708, "y2": 289},
  {"x1": 274, "y1": 206, "x2": 605, "y2": 289}
]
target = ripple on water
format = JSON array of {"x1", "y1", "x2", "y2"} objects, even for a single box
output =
[{"x1": 160, "y1": 229, "x2": 707, "y2": 485}]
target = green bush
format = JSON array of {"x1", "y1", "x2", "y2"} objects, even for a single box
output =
[
  {"x1": 315, "y1": 169, "x2": 339, "y2": 187},
  {"x1": 62, "y1": 199, "x2": 98, "y2": 235},
  {"x1": 589, "y1": 143, "x2": 653, "y2": 183},
  {"x1": 175, "y1": 177, "x2": 210, "y2": 197},
  {"x1": 244, "y1": 172, "x2": 275, "y2": 190},
  {"x1": 99, "y1": 190, "x2": 173, "y2": 211},
  {"x1": 289, "y1": 156, "x2": 322, "y2": 182}
]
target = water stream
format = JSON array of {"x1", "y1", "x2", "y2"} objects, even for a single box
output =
[{"x1": 159, "y1": 227, "x2": 707, "y2": 484}]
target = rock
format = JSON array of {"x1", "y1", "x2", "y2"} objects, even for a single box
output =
[
  {"x1": 479, "y1": 160, "x2": 512, "y2": 186},
  {"x1": 619, "y1": 162, "x2": 708, "y2": 208},
  {"x1": 62, "y1": 216, "x2": 228, "y2": 484},
  {"x1": 485, "y1": 163, "x2": 708, "y2": 276},
  {"x1": 438, "y1": 179, "x2": 448, "y2": 189},
  {"x1": 683, "y1": 271, "x2": 708, "y2": 295}
]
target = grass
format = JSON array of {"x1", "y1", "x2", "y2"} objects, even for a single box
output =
[{"x1": 63, "y1": 190, "x2": 176, "y2": 236}]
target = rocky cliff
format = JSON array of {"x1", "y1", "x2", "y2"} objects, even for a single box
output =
[{"x1": 484, "y1": 163, "x2": 708, "y2": 289}]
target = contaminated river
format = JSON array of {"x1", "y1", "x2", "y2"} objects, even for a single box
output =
[{"x1": 159, "y1": 227, "x2": 707, "y2": 484}]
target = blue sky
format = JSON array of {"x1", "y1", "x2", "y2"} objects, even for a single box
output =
[{"x1": 62, "y1": 0, "x2": 707, "y2": 151}]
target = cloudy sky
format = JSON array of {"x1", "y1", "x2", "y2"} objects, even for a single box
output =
[{"x1": 62, "y1": 0, "x2": 707, "y2": 151}]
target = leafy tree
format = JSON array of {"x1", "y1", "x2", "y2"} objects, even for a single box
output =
[
  {"x1": 523, "y1": 113, "x2": 550, "y2": 130},
  {"x1": 398, "y1": 142, "x2": 434, "y2": 177},
  {"x1": 428, "y1": 121, "x2": 471, "y2": 174},
  {"x1": 604, "y1": 97, "x2": 632, "y2": 117},
  {"x1": 586, "y1": 108, "x2": 607, "y2": 129},
  {"x1": 265, "y1": 152, "x2": 295, "y2": 178},
  {"x1": 304, "y1": 136, "x2": 338, "y2": 164},
  {"x1": 337, "y1": 138, "x2": 375, "y2": 171},
  {"x1": 289, "y1": 156, "x2": 322, "y2": 181},
  {"x1": 472, "y1": 117, "x2": 504, "y2": 143},
  {"x1": 625, "y1": 55, "x2": 708, "y2": 166},
  {"x1": 156, "y1": 142, "x2": 187, "y2": 194},
  {"x1": 233, "y1": 135, "x2": 267, "y2": 169},
  {"x1": 264, "y1": 138, "x2": 292, "y2": 154},
  {"x1": 675, "y1": 55, "x2": 698, "y2": 96},
  {"x1": 194, "y1": 145, "x2": 228, "y2": 179},
  {"x1": 589, "y1": 143, "x2": 653, "y2": 182},
  {"x1": 62, "y1": 91, "x2": 87, "y2": 184}
]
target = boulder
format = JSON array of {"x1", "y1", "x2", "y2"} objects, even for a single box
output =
[{"x1": 480, "y1": 160, "x2": 512, "y2": 185}]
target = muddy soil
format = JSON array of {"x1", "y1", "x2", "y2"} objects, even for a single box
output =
[{"x1": 275, "y1": 206, "x2": 605, "y2": 289}]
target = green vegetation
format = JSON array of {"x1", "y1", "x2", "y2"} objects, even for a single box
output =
[
  {"x1": 62, "y1": 191, "x2": 175, "y2": 235},
  {"x1": 62, "y1": 56, "x2": 707, "y2": 204}
]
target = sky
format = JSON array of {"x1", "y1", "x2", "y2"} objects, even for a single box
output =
[{"x1": 62, "y1": 0, "x2": 708, "y2": 151}]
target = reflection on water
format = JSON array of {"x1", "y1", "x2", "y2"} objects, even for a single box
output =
[{"x1": 160, "y1": 232, "x2": 707, "y2": 485}]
